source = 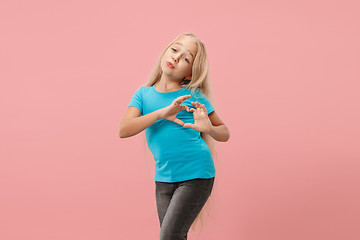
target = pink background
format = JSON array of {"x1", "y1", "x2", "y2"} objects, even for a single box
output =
[{"x1": 1, "y1": 0, "x2": 359, "y2": 239}]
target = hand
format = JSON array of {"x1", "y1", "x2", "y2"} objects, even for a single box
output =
[
  {"x1": 159, "y1": 94, "x2": 192, "y2": 126},
  {"x1": 183, "y1": 102, "x2": 213, "y2": 133}
]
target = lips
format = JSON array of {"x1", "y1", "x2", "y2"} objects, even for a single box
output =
[{"x1": 167, "y1": 61, "x2": 174, "y2": 68}]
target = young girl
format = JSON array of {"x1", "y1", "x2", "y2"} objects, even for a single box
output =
[{"x1": 119, "y1": 32, "x2": 230, "y2": 240}]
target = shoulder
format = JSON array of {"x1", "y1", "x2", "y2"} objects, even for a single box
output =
[
  {"x1": 190, "y1": 88, "x2": 209, "y2": 100},
  {"x1": 133, "y1": 86, "x2": 152, "y2": 95},
  {"x1": 187, "y1": 88, "x2": 214, "y2": 113}
]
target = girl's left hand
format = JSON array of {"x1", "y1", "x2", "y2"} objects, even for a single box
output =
[{"x1": 183, "y1": 102, "x2": 213, "y2": 133}]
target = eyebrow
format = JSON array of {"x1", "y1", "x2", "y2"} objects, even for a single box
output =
[{"x1": 172, "y1": 42, "x2": 194, "y2": 59}]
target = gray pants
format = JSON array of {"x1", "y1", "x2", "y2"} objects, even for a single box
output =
[{"x1": 155, "y1": 177, "x2": 215, "y2": 240}]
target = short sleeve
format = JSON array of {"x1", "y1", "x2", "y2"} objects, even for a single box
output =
[
  {"x1": 128, "y1": 87, "x2": 143, "y2": 115},
  {"x1": 193, "y1": 90, "x2": 215, "y2": 114}
]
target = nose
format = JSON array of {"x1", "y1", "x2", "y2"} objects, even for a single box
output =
[{"x1": 172, "y1": 53, "x2": 180, "y2": 63}]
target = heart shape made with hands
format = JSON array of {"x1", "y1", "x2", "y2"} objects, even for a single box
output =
[{"x1": 181, "y1": 101, "x2": 212, "y2": 133}]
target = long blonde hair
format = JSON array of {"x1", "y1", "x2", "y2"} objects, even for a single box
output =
[{"x1": 142, "y1": 32, "x2": 219, "y2": 234}]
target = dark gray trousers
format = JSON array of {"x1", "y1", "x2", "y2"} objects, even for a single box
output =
[{"x1": 155, "y1": 177, "x2": 215, "y2": 240}]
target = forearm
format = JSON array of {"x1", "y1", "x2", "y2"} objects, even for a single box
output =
[
  {"x1": 119, "y1": 109, "x2": 162, "y2": 138},
  {"x1": 206, "y1": 124, "x2": 230, "y2": 142}
]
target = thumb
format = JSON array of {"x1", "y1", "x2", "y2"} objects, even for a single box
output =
[
  {"x1": 173, "y1": 118, "x2": 184, "y2": 126},
  {"x1": 183, "y1": 123, "x2": 197, "y2": 130}
]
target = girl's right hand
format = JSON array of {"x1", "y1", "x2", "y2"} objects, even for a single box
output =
[{"x1": 159, "y1": 94, "x2": 192, "y2": 126}]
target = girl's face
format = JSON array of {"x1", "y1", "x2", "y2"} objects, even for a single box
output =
[{"x1": 160, "y1": 36, "x2": 198, "y2": 81}]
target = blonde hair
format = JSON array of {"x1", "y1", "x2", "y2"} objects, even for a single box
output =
[{"x1": 142, "y1": 32, "x2": 219, "y2": 234}]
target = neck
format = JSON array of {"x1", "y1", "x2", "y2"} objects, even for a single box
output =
[{"x1": 155, "y1": 75, "x2": 182, "y2": 92}]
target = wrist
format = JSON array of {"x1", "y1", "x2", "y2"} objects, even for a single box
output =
[
  {"x1": 157, "y1": 109, "x2": 163, "y2": 120},
  {"x1": 204, "y1": 124, "x2": 214, "y2": 135}
]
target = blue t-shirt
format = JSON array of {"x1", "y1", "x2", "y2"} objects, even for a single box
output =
[{"x1": 128, "y1": 85, "x2": 216, "y2": 183}]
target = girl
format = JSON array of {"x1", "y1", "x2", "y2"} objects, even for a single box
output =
[{"x1": 119, "y1": 32, "x2": 230, "y2": 240}]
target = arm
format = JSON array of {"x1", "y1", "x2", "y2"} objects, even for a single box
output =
[
  {"x1": 119, "y1": 95, "x2": 192, "y2": 138},
  {"x1": 204, "y1": 111, "x2": 230, "y2": 142},
  {"x1": 119, "y1": 106, "x2": 162, "y2": 138}
]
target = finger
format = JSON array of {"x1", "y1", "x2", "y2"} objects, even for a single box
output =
[
  {"x1": 200, "y1": 104, "x2": 207, "y2": 111},
  {"x1": 194, "y1": 102, "x2": 207, "y2": 112},
  {"x1": 175, "y1": 95, "x2": 191, "y2": 104},
  {"x1": 173, "y1": 118, "x2": 184, "y2": 126},
  {"x1": 191, "y1": 101, "x2": 201, "y2": 108},
  {"x1": 183, "y1": 105, "x2": 191, "y2": 112},
  {"x1": 183, "y1": 123, "x2": 196, "y2": 130},
  {"x1": 181, "y1": 105, "x2": 190, "y2": 112}
]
